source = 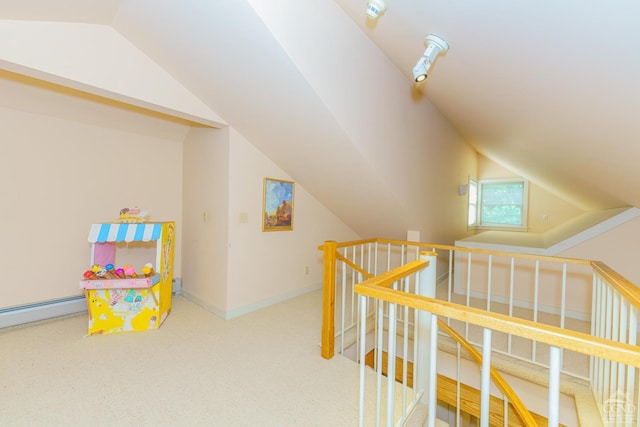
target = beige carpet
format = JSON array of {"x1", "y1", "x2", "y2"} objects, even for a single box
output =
[{"x1": 0, "y1": 291, "x2": 366, "y2": 427}]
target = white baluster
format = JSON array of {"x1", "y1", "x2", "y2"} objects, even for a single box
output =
[
  {"x1": 486, "y1": 254, "x2": 492, "y2": 311},
  {"x1": 427, "y1": 315, "x2": 438, "y2": 427},
  {"x1": 375, "y1": 300, "x2": 384, "y2": 427},
  {"x1": 480, "y1": 328, "x2": 492, "y2": 427},
  {"x1": 359, "y1": 295, "x2": 367, "y2": 427},
  {"x1": 386, "y1": 301, "x2": 397, "y2": 427},
  {"x1": 532, "y1": 260, "x2": 539, "y2": 363},
  {"x1": 508, "y1": 257, "x2": 514, "y2": 354},
  {"x1": 548, "y1": 345, "x2": 561, "y2": 426},
  {"x1": 417, "y1": 251, "x2": 437, "y2": 424}
]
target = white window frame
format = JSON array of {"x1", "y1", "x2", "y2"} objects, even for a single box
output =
[
  {"x1": 467, "y1": 178, "x2": 478, "y2": 228},
  {"x1": 472, "y1": 178, "x2": 529, "y2": 230}
]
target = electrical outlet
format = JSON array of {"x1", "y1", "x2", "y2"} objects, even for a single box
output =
[
  {"x1": 202, "y1": 211, "x2": 208, "y2": 223},
  {"x1": 239, "y1": 212, "x2": 249, "y2": 223},
  {"x1": 304, "y1": 266, "x2": 310, "y2": 275}
]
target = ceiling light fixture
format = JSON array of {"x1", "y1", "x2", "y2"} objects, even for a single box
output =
[
  {"x1": 366, "y1": 0, "x2": 387, "y2": 20},
  {"x1": 412, "y1": 34, "x2": 449, "y2": 83}
]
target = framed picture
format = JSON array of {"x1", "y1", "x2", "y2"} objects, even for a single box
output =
[{"x1": 262, "y1": 178, "x2": 295, "y2": 231}]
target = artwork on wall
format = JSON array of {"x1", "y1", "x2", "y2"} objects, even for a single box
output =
[{"x1": 262, "y1": 178, "x2": 294, "y2": 232}]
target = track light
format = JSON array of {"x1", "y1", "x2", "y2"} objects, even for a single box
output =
[
  {"x1": 366, "y1": 0, "x2": 387, "y2": 20},
  {"x1": 412, "y1": 34, "x2": 449, "y2": 83}
]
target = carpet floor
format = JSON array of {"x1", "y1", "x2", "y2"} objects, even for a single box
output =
[{"x1": 0, "y1": 291, "x2": 364, "y2": 427}]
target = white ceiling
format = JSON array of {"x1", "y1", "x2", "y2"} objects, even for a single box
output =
[{"x1": 3, "y1": 0, "x2": 639, "y2": 225}]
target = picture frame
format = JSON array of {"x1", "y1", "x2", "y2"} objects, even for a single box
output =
[{"x1": 262, "y1": 178, "x2": 295, "y2": 232}]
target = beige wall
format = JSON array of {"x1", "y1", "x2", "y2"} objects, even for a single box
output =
[
  {"x1": 0, "y1": 20, "x2": 224, "y2": 126},
  {"x1": 226, "y1": 128, "x2": 360, "y2": 314},
  {"x1": 453, "y1": 252, "x2": 593, "y2": 319},
  {"x1": 560, "y1": 217, "x2": 640, "y2": 285},
  {"x1": 249, "y1": 0, "x2": 477, "y2": 244},
  {"x1": 0, "y1": 75, "x2": 186, "y2": 309},
  {"x1": 0, "y1": 72, "x2": 361, "y2": 318},
  {"x1": 182, "y1": 126, "x2": 361, "y2": 318},
  {"x1": 181, "y1": 127, "x2": 230, "y2": 313}
]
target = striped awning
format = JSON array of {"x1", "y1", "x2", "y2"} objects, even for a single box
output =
[{"x1": 88, "y1": 223, "x2": 163, "y2": 243}]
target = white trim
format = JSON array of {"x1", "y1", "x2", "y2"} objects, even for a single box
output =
[
  {"x1": 182, "y1": 283, "x2": 322, "y2": 320},
  {"x1": 180, "y1": 291, "x2": 227, "y2": 319},
  {"x1": 0, "y1": 296, "x2": 86, "y2": 329},
  {"x1": 546, "y1": 207, "x2": 640, "y2": 254},
  {"x1": 467, "y1": 178, "x2": 478, "y2": 227},
  {"x1": 453, "y1": 240, "x2": 548, "y2": 256},
  {"x1": 457, "y1": 207, "x2": 640, "y2": 256}
]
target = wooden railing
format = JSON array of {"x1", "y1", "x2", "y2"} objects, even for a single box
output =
[
  {"x1": 355, "y1": 278, "x2": 640, "y2": 366},
  {"x1": 320, "y1": 238, "x2": 640, "y2": 426}
]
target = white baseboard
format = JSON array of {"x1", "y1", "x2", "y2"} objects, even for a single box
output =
[
  {"x1": 179, "y1": 291, "x2": 227, "y2": 319},
  {"x1": 182, "y1": 283, "x2": 322, "y2": 320},
  {"x1": 0, "y1": 296, "x2": 87, "y2": 329}
]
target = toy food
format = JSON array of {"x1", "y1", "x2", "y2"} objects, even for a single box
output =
[
  {"x1": 104, "y1": 264, "x2": 118, "y2": 279},
  {"x1": 123, "y1": 264, "x2": 138, "y2": 278},
  {"x1": 141, "y1": 263, "x2": 155, "y2": 277}
]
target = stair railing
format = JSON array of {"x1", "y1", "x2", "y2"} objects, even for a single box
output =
[
  {"x1": 355, "y1": 257, "x2": 640, "y2": 426},
  {"x1": 320, "y1": 238, "x2": 640, "y2": 425},
  {"x1": 436, "y1": 319, "x2": 538, "y2": 426}
]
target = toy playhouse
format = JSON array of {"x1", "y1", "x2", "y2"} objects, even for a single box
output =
[{"x1": 79, "y1": 221, "x2": 175, "y2": 335}]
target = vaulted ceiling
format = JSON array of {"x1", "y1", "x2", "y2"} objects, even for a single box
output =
[
  {"x1": 3, "y1": 0, "x2": 639, "y2": 232},
  {"x1": 335, "y1": 0, "x2": 640, "y2": 212}
]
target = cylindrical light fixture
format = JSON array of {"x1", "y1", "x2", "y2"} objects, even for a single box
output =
[
  {"x1": 412, "y1": 34, "x2": 449, "y2": 83},
  {"x1": 366, "y1": 0, "x2": 387, "y2": 20}
]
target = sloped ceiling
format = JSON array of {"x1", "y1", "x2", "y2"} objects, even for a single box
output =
[
  {"x1": 332, "y1": 0, "x2": 640, "y2": 211},
  {"x1": 3, "y1": 0, "x2": 639, "y2": 227}
]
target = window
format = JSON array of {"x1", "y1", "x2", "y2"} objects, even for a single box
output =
[{"x1": 469, "y1": 178, "x2": 528, "y2": 229}]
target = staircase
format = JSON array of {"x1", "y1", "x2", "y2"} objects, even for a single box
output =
[{"x1": 364, "y1": 349, "x2": 568, "y2": 426}]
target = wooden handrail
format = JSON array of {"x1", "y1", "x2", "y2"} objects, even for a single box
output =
[
  {"x1": 319, "y1": 238, "x2": 640, "y2": 361},
  {"x1": 354, "y1": 281, "x2": 640, "y2": 368},
  {"x1": 591, "y1": 260, "x2": 640, "y2": 309},
  {"x1": 438, "y1": 320, "x2": 537, "y2": 426},
  {"x1": 354, "y1": 257, "x2": 535, "y2": 425},
  {"x1": 335, "y1": 251, "x2": 373, "y2": 280},
  {"x1": 320, "y1": 237, "x2": 592, "y2": 266},
  {"x1": 320, "y1": 238, "x2": 640, "y2": 425},
  {"x1": 318, "y1": 238, "x2": 378, "y2": 251},
  {"x1": 353, "y1": 258, "x2": 428, "y2": 288}
]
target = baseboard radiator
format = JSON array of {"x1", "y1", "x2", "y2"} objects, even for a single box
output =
[
  {"x1": 0, "y1": 278, "x2": 183, "y2": 329},
  {"x1": 0, "y1": 296, "x2": 87, "y2": 329}
]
